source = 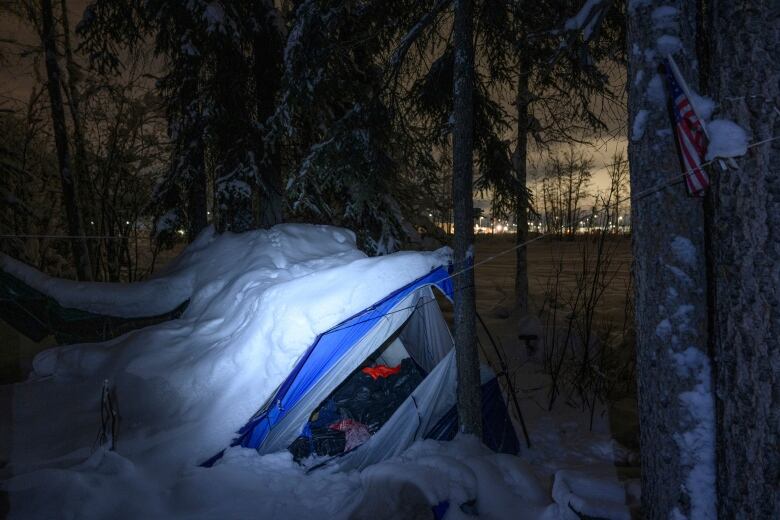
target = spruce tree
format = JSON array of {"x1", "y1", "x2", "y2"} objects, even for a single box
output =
[
  {"x1": 79, "y1": 0, "x2": 286, "y2": 237},
  {"x1": 277, "y1": 0, "x2": 440, "y2": 253}
]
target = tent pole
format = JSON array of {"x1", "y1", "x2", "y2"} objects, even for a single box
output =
[{"x1": 476, "y1": 312, "x2": 531, "y2": 448}]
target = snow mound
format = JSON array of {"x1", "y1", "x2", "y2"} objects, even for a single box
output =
[
  {"x1": 0, "y1": 224, "x2": 365, "y2": 318},
  {"x1": 4, "y1": 437, "x2": 563, "y2": 519},
  {"x1": 4, "y1": 224, "x2": 451, "y2": 476}
]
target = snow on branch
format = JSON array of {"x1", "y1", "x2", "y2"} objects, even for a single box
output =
[
  {"x1": 388, "y1": 0, "x2": 451, "y2": 73},
  {"x1": 564, "y1": 0, "x2": 613, "y2": 43}
]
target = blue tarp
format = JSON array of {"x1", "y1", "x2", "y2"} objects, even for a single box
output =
[{"x1": 233, "y1": 266, "x2": 454, "y2": 450}]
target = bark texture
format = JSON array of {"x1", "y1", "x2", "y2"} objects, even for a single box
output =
[
  {"x1": 40, "y1": 0, "x2": 92, "y2": 281},
  {"x1": 627, "y1": 1, "x2": 714, "y2": 517},
  {"x1": 708, "y1": 2, "x2": 780, "y2": 516},
  {"x1": 451, "y1": 0, "x2": 482, "y2": 437},
  {"x1": 513, "y1": 57, "x2": 531, "y2": 317}
]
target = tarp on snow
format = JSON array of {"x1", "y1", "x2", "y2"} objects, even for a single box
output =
[{"x1": 0, "y1": 267, "x2": 188, "y2": 345}]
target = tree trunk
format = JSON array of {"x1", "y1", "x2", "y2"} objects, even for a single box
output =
[
  {"x1": 178, "y1": 63, "x2": 208, "y2": 241},
  {"x1": 451, "y1": 0, "x2": 482, "y2": 438},
  {"x1": 59, "y1": 0, "x2": 99, "y2": 277},
  {"x1": 213, "y1": 46, "x2": 254, "y2": 234},
  {"x1": 513, "y1": 56, "x2": 530, "y2": 317},
  {"x1": 186, "y1": 139, "x2": 208, "y2": 240},
  {"x1": 627, "y1": 1, "x2": 715, "y2": 517},
  {"x1": 58, "y1": 0, "x2": 87, "y2": 192},
  {"x1": 253, "y1": 17, "x2": 284, "y2": 229},
  {"x1": 40, "y1": 0, "x2": 92, "y2": 281},
  {"x1": 708, "y1": 2, "x2": 780, "y2": 516}
]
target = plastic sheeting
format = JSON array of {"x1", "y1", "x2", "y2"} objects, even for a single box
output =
[
  {"x1": 0, "y1": 268, "x2": 188, "y2": 345},
  {"x1": 398, "y1": 289, "x2": 453, "y2": 373}
]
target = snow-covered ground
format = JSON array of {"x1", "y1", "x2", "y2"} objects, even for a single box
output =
[{"x1": 0, "y1": 225, "x2": 638, "y2": 519}]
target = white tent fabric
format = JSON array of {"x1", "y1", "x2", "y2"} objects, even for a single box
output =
[
  {"x1": 398, "y1": 287, "x2": 453, "y2": 373},
  {"x1": 258, "y1": 286, "x2": 454, "y2": 455},
  {"x1": 374, "y1": 337, "x2": 409, "y2": 367}
]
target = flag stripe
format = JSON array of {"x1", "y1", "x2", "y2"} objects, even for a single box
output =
[
  {"x1": 676, "y1": 128, "x2": 708, "y2": 193},
  {"x1": 665, "y1": 58, "x2": 710, "y2": 196}
]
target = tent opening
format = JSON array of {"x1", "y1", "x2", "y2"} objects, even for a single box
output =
[
  {"x1": 288, "y1": 340, "x2": 424, "y2": 460},
  {"x1": 287, "y1": 293, "x2": 448, "y2": 462}
]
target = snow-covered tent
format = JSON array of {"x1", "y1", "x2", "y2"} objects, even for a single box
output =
[{"x1": 206, "y1": 264, "x2": 519, "y2": 470}]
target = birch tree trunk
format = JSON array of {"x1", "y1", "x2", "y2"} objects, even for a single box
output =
[
  {"x1": 708, "y1": 2, "x2": 780, "y2": 516},
  {"x1": 452, "y1": 0, "x2": 482, "y2": 437},
  {"x1": 40, "y1": 0, "x2": 92, "y2": 281},
  {"x1": 627, "y1": 1, "x2": 715, "y2": 517}
]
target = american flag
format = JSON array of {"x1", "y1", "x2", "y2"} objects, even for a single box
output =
[{"x1": 663, "y1": 58, "x2": 709, "y2": 196}]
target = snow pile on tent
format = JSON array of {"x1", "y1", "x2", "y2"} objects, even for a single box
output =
[
  {"x1": 1, "y1": 224, "x2": 362, "y2": 319},
  {"x1": 4, "y1": 225, "x2": 454, "y2": 469}
]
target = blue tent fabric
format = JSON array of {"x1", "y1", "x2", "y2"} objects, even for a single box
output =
[
  {"x1": 424, "y1": 377, "x2": 520, "y2": 455},
  {"x1": 233, "y1": 266, "x2": 454, "y2": 451}
]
